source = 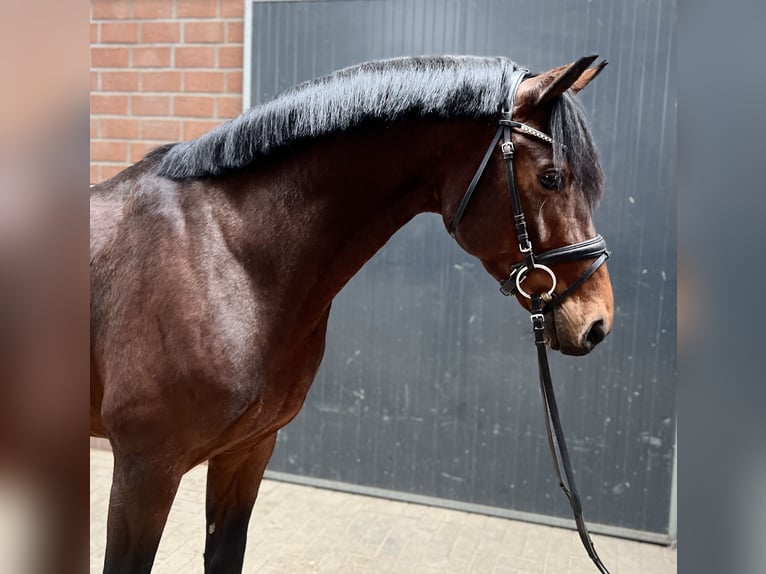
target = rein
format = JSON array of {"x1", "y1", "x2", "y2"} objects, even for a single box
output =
[{"x1": 450, "y1": 68, "x2": 611, "y2": 573}]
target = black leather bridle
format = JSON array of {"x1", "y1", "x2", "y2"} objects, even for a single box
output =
[{"x1": 450, "y1": 68, "x2": 611, "y2": 574}]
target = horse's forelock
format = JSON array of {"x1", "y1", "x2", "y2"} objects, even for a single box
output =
[{"x1": 550, "y1": 92, "x2": 604, "y2": 208}]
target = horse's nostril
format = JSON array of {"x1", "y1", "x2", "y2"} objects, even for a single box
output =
[{"x1": 583, "y1": 319, "x2": 607, "y2": 350}]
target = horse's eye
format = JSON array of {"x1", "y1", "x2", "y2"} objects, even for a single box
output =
[{"x1": 539, "y1": 172, "x2": 563, "y2": 191}]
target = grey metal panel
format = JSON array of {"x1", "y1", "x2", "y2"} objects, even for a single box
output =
[{"x1": 250, "y1": 0, "x2": 676, "y2": 536}]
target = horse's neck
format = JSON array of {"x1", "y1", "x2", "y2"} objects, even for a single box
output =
[{"x1": 219, "y1": 119, "x2": 486, "y2": 330}]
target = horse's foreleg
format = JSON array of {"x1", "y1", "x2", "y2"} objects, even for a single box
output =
[
  {"x1": 203, "y1": 432, "x2": 278, "y2": 574},
  {"x1": 103, "y1": 450, "x2": 182, "y2": 574}
]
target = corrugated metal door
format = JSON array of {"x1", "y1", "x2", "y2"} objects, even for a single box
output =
[{"x1": 247, "y1": 0, "x2": 676, "y2": 539}]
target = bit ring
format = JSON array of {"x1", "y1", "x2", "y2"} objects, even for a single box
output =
[{"x1": 515, "y1": 264, "x2": 557, "y2": 299}]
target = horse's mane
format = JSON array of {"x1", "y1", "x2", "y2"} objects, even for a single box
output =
[{"x1": 151, "y1": 55, "x2": 602, "y2": 205}]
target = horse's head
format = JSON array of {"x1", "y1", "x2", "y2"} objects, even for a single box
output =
[{"x1": 447, "y1": 56, "x2": 613, "y2": 356}]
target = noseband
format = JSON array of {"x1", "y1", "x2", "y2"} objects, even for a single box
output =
[{"x1": 450, "y1": 68, "x2": 611, "y2": 573}]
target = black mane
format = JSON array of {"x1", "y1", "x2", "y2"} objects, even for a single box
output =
[{"x1": 152, "y1": 55, "x2": 602, "y2": 205}]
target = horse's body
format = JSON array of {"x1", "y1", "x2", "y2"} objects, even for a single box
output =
[{"x1": 90, "y1": 56, "x2": 614, "y2": 573}]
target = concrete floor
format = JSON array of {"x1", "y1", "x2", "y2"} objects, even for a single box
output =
[{"x1": 90, "y1": 448, "x2": 676, "y2": 573}]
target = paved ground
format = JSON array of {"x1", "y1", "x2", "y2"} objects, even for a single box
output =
[{"x1": 90, "y1": 448, "x2": 676, "y2": 573}]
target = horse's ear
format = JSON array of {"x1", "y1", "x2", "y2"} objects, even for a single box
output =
[
  {"x1": 517, "y1": 55, "x2": 602, "y2": 111},
  {"x1": 570, "y1": 59, "x2": 608, "y2": 94}
]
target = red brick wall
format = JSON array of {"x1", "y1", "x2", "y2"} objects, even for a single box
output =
[{"x1": 90, "y1": 0, "x2": 245, "y2": 183}]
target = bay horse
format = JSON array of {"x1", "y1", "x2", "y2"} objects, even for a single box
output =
[{"x1": 90, "y1": 55, "x2": 614, "y2": 573}]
